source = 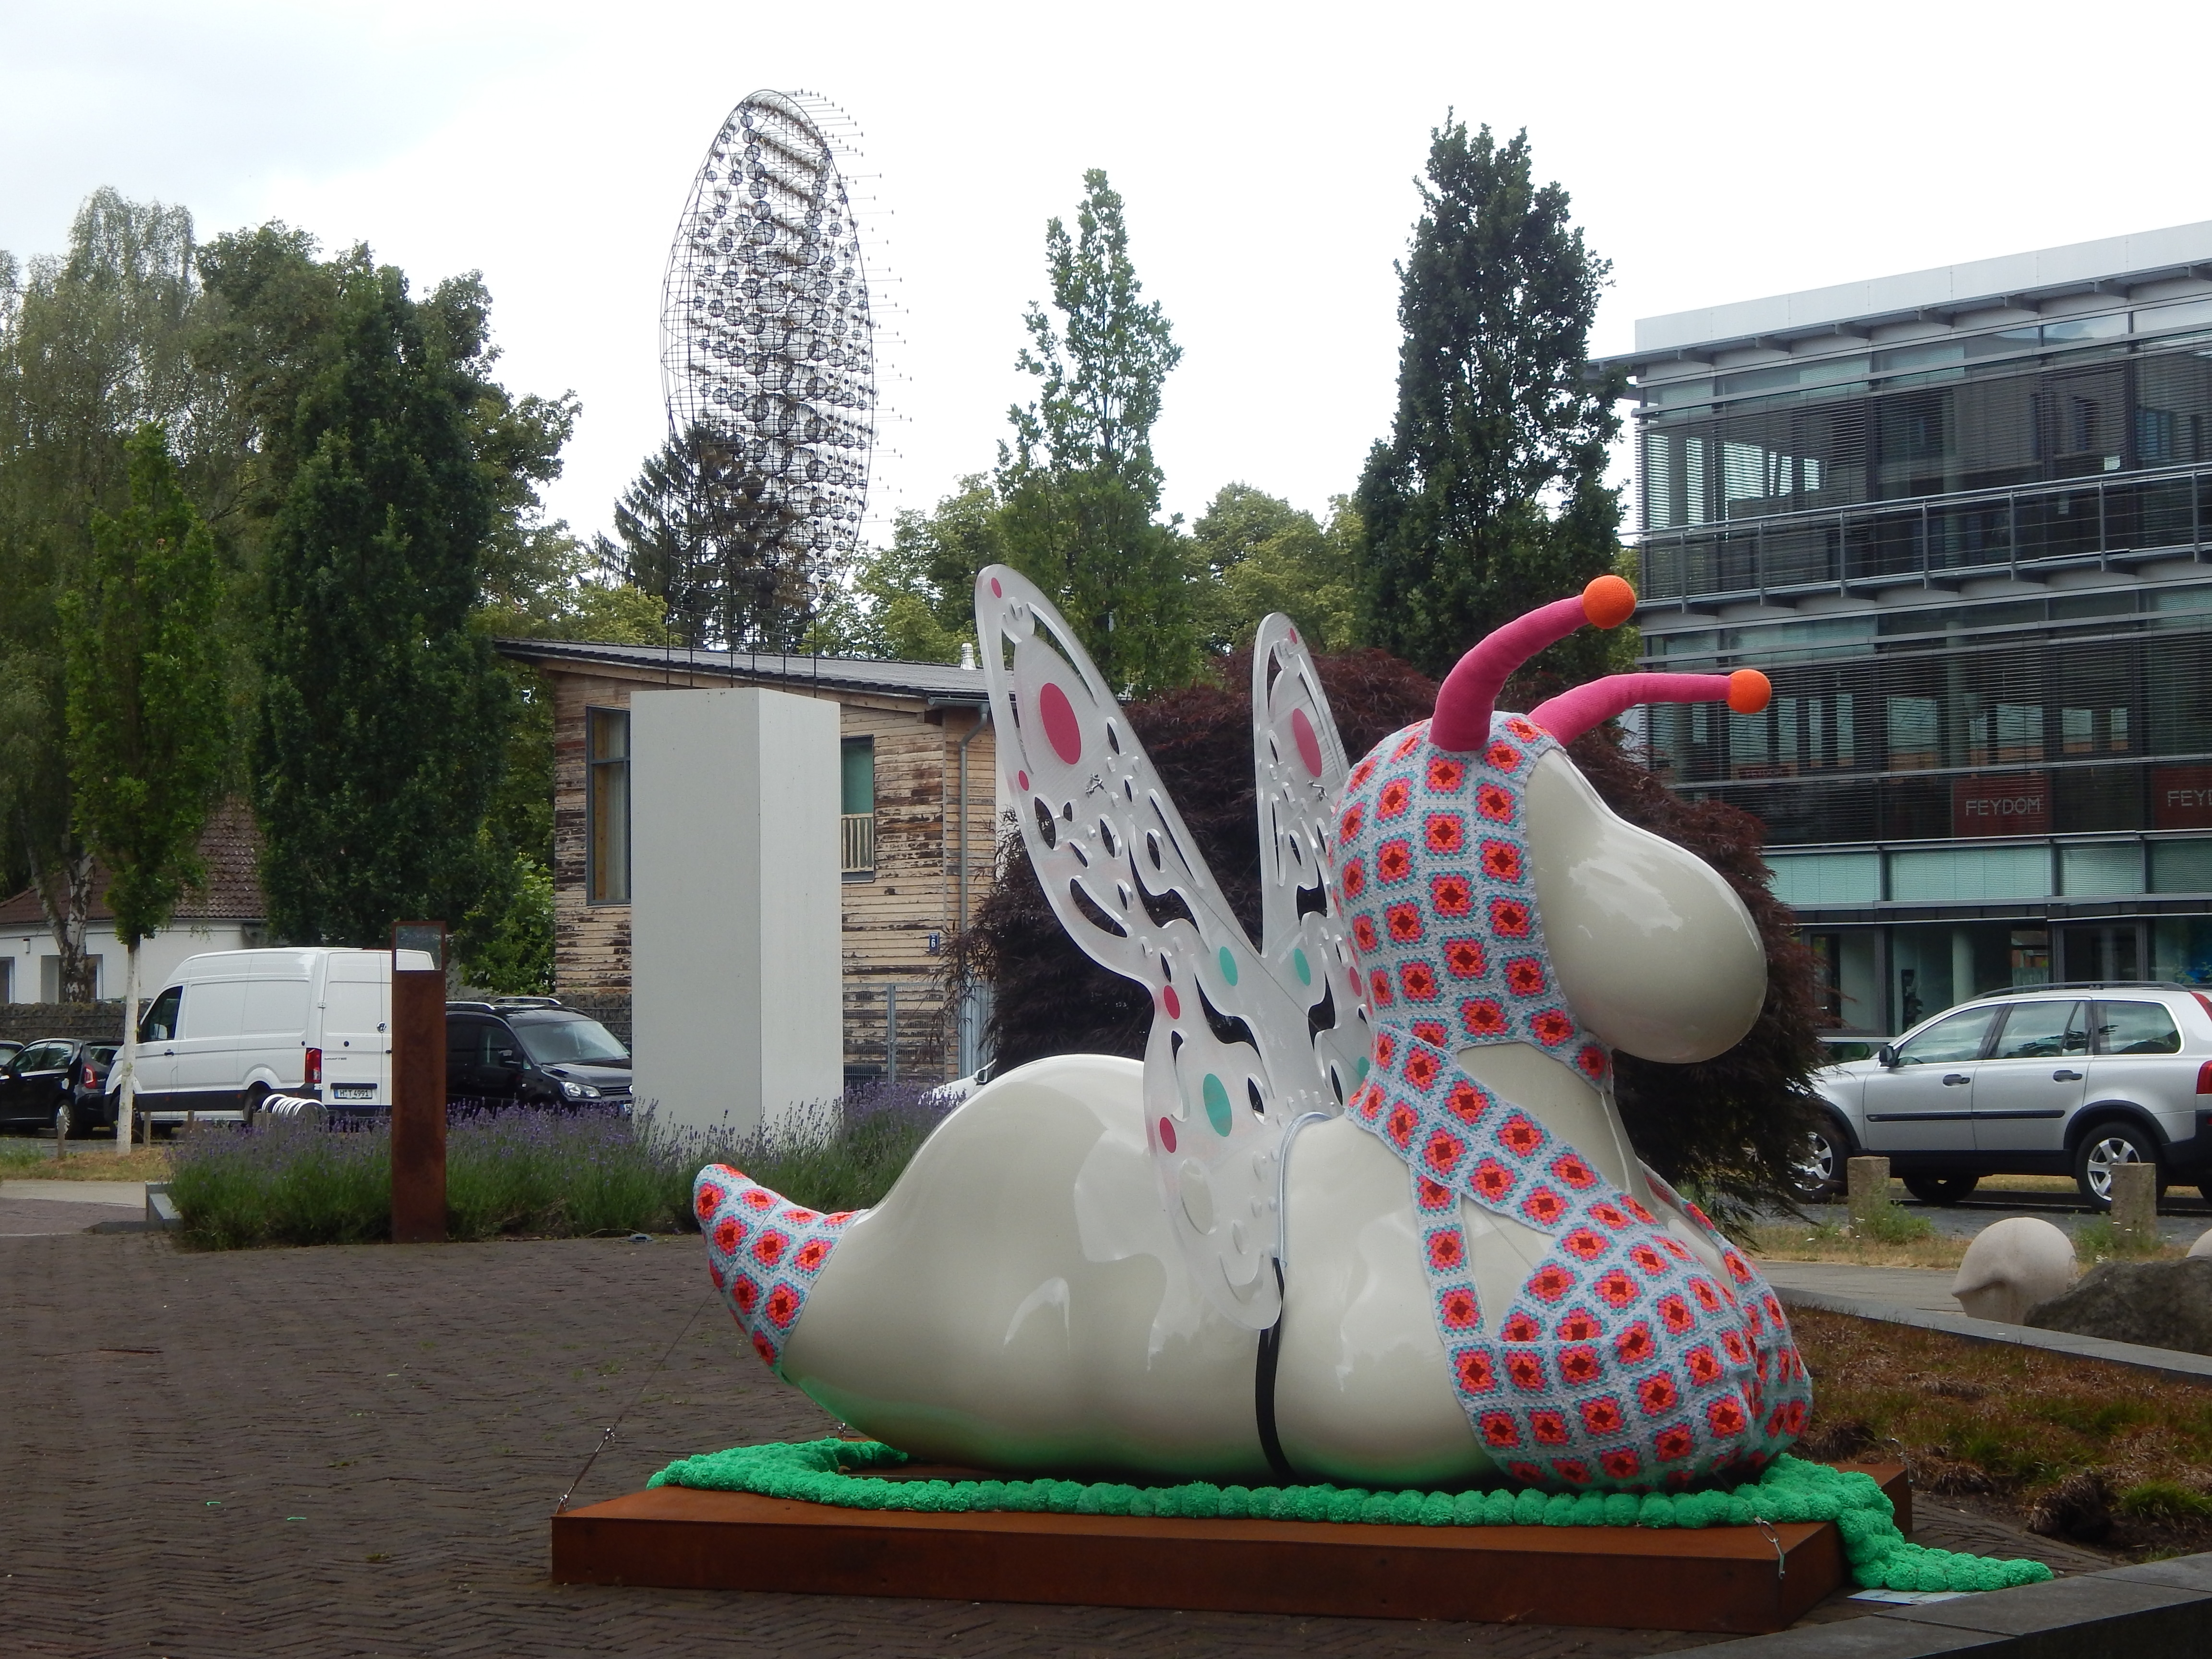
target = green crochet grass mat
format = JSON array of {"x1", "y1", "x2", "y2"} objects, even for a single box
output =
[{"x1": 649, "y1": 1439, "x2": 2052, "y2": 1594}]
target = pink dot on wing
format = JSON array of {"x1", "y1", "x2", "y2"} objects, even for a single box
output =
[
  {"x1": 1038, "y1": 681, "x2": 1083, "y2": 764},
  {"x1": 1291, "y1": 708, "x2": 1323, "y2": 776}
]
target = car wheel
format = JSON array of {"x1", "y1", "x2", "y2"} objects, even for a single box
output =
[
  {"x1": 2074, "y1": 1123, "x2": 2157, "y2": 1211},
  {"x1": 241, "y1": 1083, "x2": 270, "y2": 1131},
  {"x1": 52, "y1": 1098, "x2": 73, "y2": 1142},
  {"x1": 1903, "y1": 1173, "x2": 1979, "y2": 1205},
  {"x1": 1790, "y1": 1118, "x2": 1850, "y2": 1202}
]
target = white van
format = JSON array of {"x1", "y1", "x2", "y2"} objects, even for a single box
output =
[{"x1": 119, "y1": 947, "x2": 437, "y2": 1129}]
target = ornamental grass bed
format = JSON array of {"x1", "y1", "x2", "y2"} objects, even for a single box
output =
[{"x1": 1790, "y1": 1305, "x2": 2212, "y2": 1557}]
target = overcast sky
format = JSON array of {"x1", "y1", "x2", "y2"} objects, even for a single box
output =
[{"x1": 6, "y1": 0, "x2": 2210, "y2": 551}]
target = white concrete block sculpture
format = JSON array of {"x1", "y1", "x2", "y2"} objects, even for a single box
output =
[
  {"x1": 635, "y1": 687, "x2": 842, "y2": 1140},
  {"x1": 1950, "y1": 1216, "x2": 2078, "y2": 1324},
  {"x1": 691, "y1": 568, "x2": 1814, "y2": 1492}
]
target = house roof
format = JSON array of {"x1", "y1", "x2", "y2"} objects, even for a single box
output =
[
  {"x1": 0, "y1": 797, "x2": 266, "y2": 929},
  {"x1": 493, "y1": 637, "x2": 989, "y2": 704}
]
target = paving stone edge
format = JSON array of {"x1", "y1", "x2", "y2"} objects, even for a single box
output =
[
  {"x1": 1774, "y1": 1286, "x2": 2212, "y2": 1386},
  {"x1": 1679, "y1": 1551, "x2": 2212, "y2": 1656}
]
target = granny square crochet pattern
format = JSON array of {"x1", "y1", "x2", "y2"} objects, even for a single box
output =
[
  {"x1": 1335, "y1": 713, "x2": 1812, "y2": 1492},
  {"x1": 693, "y1": 1164, "x2": 859, "y2": 1372}
]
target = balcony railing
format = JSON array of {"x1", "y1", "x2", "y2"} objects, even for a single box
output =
[
  {"x1": 1638, "y1": 461, "x2": 2212, "y2": 607},
  {"x1": 841, "y1": 812, "x2": 877, "y2": 874}
]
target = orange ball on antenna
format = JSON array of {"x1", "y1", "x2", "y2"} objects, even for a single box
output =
[
  {"x1": 1727, "y1": 670, "x2": 1771, "y2": 714},
  {"x1": 1580, "y1": 574, "x2": 1637, "y2": 630}
]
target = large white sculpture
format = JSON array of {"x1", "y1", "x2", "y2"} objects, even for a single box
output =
[{"x1": 693, "y1": 569, "x2": 1811, "y2": 1491}]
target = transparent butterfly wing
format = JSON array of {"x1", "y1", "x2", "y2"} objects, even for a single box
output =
[
  {"x1": 1250, "y1": 615, "x2": 1369, "y2": 1114},
  {"x1": 975, "y1": 567, "x2": 1318, "y2": 1328}
]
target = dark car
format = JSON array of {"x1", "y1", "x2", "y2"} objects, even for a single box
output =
[
  {"x1": 445, "y1": 1000, "x2": 632, "y2": 1111},
  {"x1": 0, "y1": 1038, "x2": 117, "y2": 1139}
]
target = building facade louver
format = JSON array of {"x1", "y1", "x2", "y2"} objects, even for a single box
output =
[{"x1": 1602, "y1": 222, "x2": 2212, "y2": 1032}]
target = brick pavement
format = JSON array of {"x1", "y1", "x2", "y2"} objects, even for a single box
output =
[
  {"x1": 0, "y1": 1231, "x2": 2108, "y2": 1659},
  {"x1": 0, "y1": 1198, "x2": 140, "y2": 1237}
]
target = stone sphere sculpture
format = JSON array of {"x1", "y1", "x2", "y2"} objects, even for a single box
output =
[
  {"x1": 1951, "y1": 1216, "x2": 2078, "y2": 1324},
  {"x1": 693, "y1": 568, "x2": 1810, "y2": 1492}
]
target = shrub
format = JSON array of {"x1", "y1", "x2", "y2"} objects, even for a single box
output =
[{"x1": 168, "y1": 1082, "x2": 952, "y2": 1249}]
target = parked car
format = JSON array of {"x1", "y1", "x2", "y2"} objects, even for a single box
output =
[
  {"x1": 1790, "y1": 1035, "x2": 1894, "y2": 1198},
  {"x1": 445, "y1": 1000, "x2": 632, "y2": 1112},
  {"x1": 1809, "y1": 982, "x2": 2212, "y2": 1209},
  {"x1": 110, "y1": 946, "x2": 437, "y2": 1131},
  {"x1": 0, "y1": 1038, "x2": 116, "y2": 1139}
]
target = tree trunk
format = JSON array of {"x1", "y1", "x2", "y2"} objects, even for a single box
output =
[
  {"x1": 28, "y1": 843, "x2": 98, "y2": 1003},
  {"x1": 116, "y1": 939, "x2": 140, "y2": 1154}
]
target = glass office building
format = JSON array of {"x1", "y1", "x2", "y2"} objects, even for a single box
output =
[{"x1": 1604, "y1": 223, "x2": 2212, "y2": 1034}]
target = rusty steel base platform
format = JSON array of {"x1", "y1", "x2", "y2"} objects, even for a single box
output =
[{"x1": 550, "y1": 1462, "x2": 1908, "y2": 1633}]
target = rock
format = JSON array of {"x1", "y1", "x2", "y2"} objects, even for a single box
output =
[
  {"x1": 2024, "y1": 1258, "x2": 2212, "y2": 1355},
  {"x1": 1951, "y1": 1216, "x2": 2077, "y2": 1324},
  {"x1": 2190, "y1": 1229, "x2": 2212, "y2": 1260}
]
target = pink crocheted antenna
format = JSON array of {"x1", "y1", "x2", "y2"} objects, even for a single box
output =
[
  {"x1": 1431, "y1": 576, "x2": 1638, "y2": 751},
  {"x1": 1529, "y1": 669, "x2": 1772, "y2": 745}
]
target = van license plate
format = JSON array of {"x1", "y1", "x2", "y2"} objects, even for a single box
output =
[{"x1": 331, "y1": 1085, "x2": 376, "y2": 1101}]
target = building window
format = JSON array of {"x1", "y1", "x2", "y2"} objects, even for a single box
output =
[
  {"x1": 587, "y1": 707, "x2": 630, "y2": 904},
  {"x1": 842, "y1": 736, "x2": 876, "y2": 875}
]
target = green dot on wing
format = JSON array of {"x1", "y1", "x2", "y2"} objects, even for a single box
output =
[{"x1": 1202, "y1": 1074, "x2": 1232, "y2": 1136}]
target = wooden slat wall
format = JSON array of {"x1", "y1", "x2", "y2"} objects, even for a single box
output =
[
  {"x1": 542, "y1": 664, "x2": 995, "y2": 1080},
  {"x1": 550, "y1": 670, "x2": 635, "y2": 1000}
]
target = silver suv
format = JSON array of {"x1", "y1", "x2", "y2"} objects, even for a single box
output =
[{"x1": 1808, "y1": 983, "x2": 2212, "y2": 1209}]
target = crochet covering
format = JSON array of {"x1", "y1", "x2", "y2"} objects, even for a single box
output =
[
  {"x1": 693, "y1": 1164, "x2": 860, "y2": 1371},
  {"x1": 1334, "y1": 712, "x2": 1812, "y2": 1492},
  {"x1": 649, "y1": 1439, "x2": 2052, "y2": 1595}
]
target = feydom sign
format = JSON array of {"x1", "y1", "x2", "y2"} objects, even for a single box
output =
[{"x1": 1952, "y1": 772, "x2": 2050, "y2": 836}]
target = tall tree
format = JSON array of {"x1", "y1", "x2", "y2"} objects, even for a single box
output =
[
  {"x1": 61, "y1": 425, "x2": 226, "y2": 1145},
  {"x1": 997, "y1": 170, "x2": 1195, "y2": 695},
  {"x1": 253, "y1": 255, "x2": 513, "y2": 945},
  {"x1": 594, "y1": 426, "x2": 832, "y2": 651},
  {"x1": 1188, "y1": 484, "x2": 1361, "y2": 655},
  {"x1": 0, "y1": 190, "x2": 204, "y2": 999},
  {"x1": 1354, "y1": 122, "x2": 1626, "y2": 683}
]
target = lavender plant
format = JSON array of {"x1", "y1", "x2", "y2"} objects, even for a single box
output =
[{"x1": 166, "y1": 1081, "x2": 955, "y2": 1249}]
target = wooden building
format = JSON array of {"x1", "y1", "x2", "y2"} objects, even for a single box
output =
[{"x1": 494, "y1": 640, "x2": 998, "y2": 1082}]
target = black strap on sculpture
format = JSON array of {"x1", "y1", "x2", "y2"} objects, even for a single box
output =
[{"x1": 1253, "y1": 1258, "x2": 1296, "y2": 1483}]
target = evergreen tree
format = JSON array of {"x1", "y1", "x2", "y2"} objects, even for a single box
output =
[
  {"x1": 1355, "y1": 122, "x2": 1626, "y2": 682},
  {"x1": 253, "y1": 258, "x2": 512, "y2": 946},
  {"x1": 60, "y1": 425, "x2": 226, "y2": 1143},
  {"x1": 595, "y1": 426, "x2": 830, "y2": 651},
  {"x1": 998, "y1": 171, "x2": 1195, "y2": 695}
]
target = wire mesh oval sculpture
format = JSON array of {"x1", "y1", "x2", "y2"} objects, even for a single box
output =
[{"x1": 658, "y1": 90, "x2": 876, "y2": 633}]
